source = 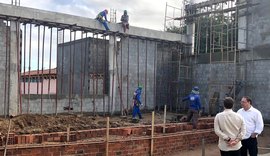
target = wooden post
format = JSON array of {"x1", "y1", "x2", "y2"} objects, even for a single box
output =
[
  {"x1": 67, "y1": 125, "x2": 70, "y2": 142},
  {"x1": 151, "y1": 111, "x2": 155, "y2": 156},
  {"x1": 4, "y1": 118, "x2": 12, "y2": 156},
  {"x1": 163, "y1": 105, "x2": 167, "y2": 133},
  {"x1": 201, "y1": 138, "x2": 205, "y2": 156},
  {"x1": 106, "y1": 117, "x2": 110, "y2": 156}
]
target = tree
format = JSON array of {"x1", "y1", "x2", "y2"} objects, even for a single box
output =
[
  {"x1": 166, "y1": 13, "x2": 237, "y2": 54},
  {"x1": 166, "y1": 25, "x2": 187, "y2": 34}
]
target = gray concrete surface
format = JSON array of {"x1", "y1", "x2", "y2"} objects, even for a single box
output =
[
  {"x1": 57, "y1": 36, "x2": 179, "y2": 114},
  {"x1": 0, "y1": 20, "x2": 8, "y2": 116}
]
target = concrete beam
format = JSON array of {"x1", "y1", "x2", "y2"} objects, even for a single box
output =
[{"x1": 0, "y1": 3, "x2": 187, "y2": 43}]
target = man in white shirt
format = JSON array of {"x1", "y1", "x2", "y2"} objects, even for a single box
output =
[
  {"x1": 214, "y1": 97, "x2": 246, "y2": 156},
  {"x1": 237, "y1": 96, "x2": 264, "y2": 156}
]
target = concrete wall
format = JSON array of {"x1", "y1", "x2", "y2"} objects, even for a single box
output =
[
  {"x1": 189, "y1": 0, "x2": 270, "y2": 121},
  {"x1": 193, "y1": 63, "x2": 241, "y2": 114},
  {"x1": 57, "y1": 37, "x2": 109, "y2": 96},
  {"x1": 57, "y1": 36, "x2": 179, "y2": 114},
  {"x1": 240, "y1": 0, "x2": 270, "y2": 122},
  {"x1": 246, "y1": 0, "x2": 270, "y2": 48},
  {"x1": 192, "y1": 59, "x2": 270, "y2": 121},
  {"x1": 0, "y1": 2, "x2": 183, "y2": 116},
  {"x1": 114, "y1": 38, "x2": 156, "y2": 112},
  {"x1": 2, "y1": 0, "x2": 270, "y2": 121},
  {"x1": 245, "y1": 60, "x2": 270, "y2": 121},
  {"x1": 0, "y1": 20, "x2": 8, "y2": 116},
  {"x1": 156, "y1": 43, "x2": 178, "y2": 110},
  {"x1": 114, "y1": 40, "x2": 179, "y2": 112},
  {"x1": 21, "y1": 95, "x2": 108, "y2": 114},
  {"x1": 0, "y1": 20, "x2": 20, "y2": 116}
]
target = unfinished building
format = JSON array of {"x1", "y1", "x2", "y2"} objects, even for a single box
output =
[
  {"x1": 165, "y1": 0, "x2": 270, "y2": 120},
  {"x1": 0, "y1": 0, "x2": 269, "y2": 155}
]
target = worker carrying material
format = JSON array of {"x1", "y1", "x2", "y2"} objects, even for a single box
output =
[
  {"x1": 96, "y1": 9, "x2": 110, "y2": 31},
  {"x1": 182, "y1": 86, "x2": 201, "y2": 129},
  {"x1": 132, "y1": 85, "x2": 143, "y2": 120},
  {"x1": 120, "y1": 10, "x2": 129, "y2": 33}
]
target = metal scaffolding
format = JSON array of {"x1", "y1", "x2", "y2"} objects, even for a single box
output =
[
  {"x1": 164, "y1": 0, "x2": 257, "y2": 114},
  {"x1": 0, "y1": 10, "x2": 181, "y2": 116}
]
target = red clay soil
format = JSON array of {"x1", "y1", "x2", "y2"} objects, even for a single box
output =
[{"x1": 0, "y1": 112, "x2": 167, "y2": 135}]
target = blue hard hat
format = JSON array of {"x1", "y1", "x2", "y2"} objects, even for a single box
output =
[{"x1": 193, "y1": 86, "x2": 199, "y2": 91}]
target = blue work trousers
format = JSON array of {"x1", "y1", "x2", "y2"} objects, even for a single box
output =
[
  {"x1": 97, "y1": 18, "x2": 109, "y2": 31},
  {"x1": 132, "y1": 105, "x2": 142, "y2": 119}
]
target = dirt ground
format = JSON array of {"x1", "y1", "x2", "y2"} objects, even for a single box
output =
[{"x1": 0, "y1": 112, "x2": 169, "y2": 135}]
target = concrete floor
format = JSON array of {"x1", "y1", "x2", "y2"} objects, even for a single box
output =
[{"x1": 171, "y1": 144, "x2": 270, "y2": 156}]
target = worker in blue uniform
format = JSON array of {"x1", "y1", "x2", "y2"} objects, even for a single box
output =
[
  {"x1": 182, "y1": 86, "x2": 201, "y2": 129},
  {"x1": 132, "y1": 86, "x2": 143, "y2": 120},
  {"x1": 96, "y1": 9, "x2": 110, "y2": 31}
]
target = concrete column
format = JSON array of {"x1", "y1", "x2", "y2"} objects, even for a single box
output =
[
  {"x1": 109, "y1": 35, "x2": 116, "y2": 114},
  {"x1": 238, "y1": 17, "x2": 247, "y2": 49},
  {"x1": 238, "y1": 0, "x2": 248, "y2": 49},
  {"x1": 186, "y1": 0, "x2": 195, "y2": 55},
  {"x1": 187, "y1": 23, "x2": 195, "y2": 55},
  {"x1": 9, "y1": 21, "x2": 19, "y2": 116}
]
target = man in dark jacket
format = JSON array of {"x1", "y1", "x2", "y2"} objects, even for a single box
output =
[
  {"x1": 121, "y1": 10, "x2": 129, "y2": 33},
  {"x1": 182, "y1": 86, "x2": 201, "y2": 129}
]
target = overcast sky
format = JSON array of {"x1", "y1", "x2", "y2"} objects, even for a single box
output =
[{"x1": 0, "y1": 0, "x2": 203, "y2": 30}]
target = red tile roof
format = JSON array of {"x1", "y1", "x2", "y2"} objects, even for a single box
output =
[{"x1": 21, "y1": 68, "x2": 57, "y2": 77}]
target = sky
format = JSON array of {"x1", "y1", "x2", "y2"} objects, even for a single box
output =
[
  {"x1": 0, "y1": 0, "x2": 203, "y2": 30},
  {"x1": 0, "y1": 0, "x2": 204, "y2": 71}
]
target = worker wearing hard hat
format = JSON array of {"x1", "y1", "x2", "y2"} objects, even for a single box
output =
[
  {"x1": 132, "y1": 85, "x2": 143, "y2": 120},
  {"x1": 96, "y1": 9, "x2": 110, "y2": 31},
  {"x1": 182, "y1": 86, "x2": 201, "y2": 129}
]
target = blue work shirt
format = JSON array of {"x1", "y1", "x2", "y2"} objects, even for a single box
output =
[
  {"x1": 133, "y1": 88, "x2": 142, "y2": 106},
  {"x1": 182, "y1": 93, "x2": 201, "y2": 110},
  {"x1": 97, "y1": 10, "x2": 108, "y2": 21}
]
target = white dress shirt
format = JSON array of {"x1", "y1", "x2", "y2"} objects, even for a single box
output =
[
  {"x1": 214, "y1": 109, "x2": 246, "y2": 151},
  {"x1": 237, "y1": 106, "x2": 264, "y2": 139}
]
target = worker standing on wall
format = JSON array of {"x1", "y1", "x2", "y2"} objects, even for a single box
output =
[
  {"x1": 182, "y1": 86, "x2": 201, "y2": 129},
  {"x1": 132, "y1": 86, "x2": 143, "y2": 120},
  {"x1": 96, "y1": 9, "x2": 110, "y2": 31},
  {"x1": 120, "y1": 10, "x2": 129, "y2": 33}
]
